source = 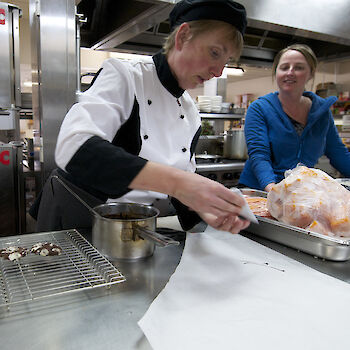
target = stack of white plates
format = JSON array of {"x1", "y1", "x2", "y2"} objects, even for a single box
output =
[
  {"x1": 211, "y1": 96, "x2": 223, "y2": 113},
  {"x1": 342, "y1": 115, "x2": 350, "y2": 131},
  {"x1": 197, "y1": 96, "x2": 212, "y2": 112}
]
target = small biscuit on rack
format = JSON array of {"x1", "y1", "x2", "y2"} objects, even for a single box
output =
[
  {"x1": 0, "y1": 246, "x2": 28, "y2": 261},
  {"x1": 31, "y1": 242, "x2": 62, "y2": 256}
]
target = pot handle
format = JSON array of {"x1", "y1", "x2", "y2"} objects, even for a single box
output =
[{"x1": 135, "y1": 227, "x2": 180, "y2": 247}]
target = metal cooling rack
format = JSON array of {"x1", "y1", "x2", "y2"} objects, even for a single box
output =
[{"x1": 0, "y1": 229, "x2": 125, "y2": 307}]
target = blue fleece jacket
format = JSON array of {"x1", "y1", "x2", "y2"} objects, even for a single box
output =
[{"x1": 239, "y1": 91, "x2": 350, "y2": 190}]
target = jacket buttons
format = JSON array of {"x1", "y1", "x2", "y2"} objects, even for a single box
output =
[
  {"x1": 144, "y1": 135, "x2": 149, "y2": 140},
  {"x1": 180, "y1": 114, "x2": 184, "y2": 119},
  {"x1": 182, "y1": 147, "x2": 187, "y2": 152},
  {"x1": 148, "y1": 99, "x2": 152, "y2": 105}
]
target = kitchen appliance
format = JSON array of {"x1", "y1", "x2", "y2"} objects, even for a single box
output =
[
  {"x1": 0, "y1": 141, "x2": 25, "y2": 236},
  {"x1": 52, "y1": 176, "x2": 179, "y2": 261},
  {"x1": 223, "y1": 129, "x2": 248, "y2": 160},
  {"x1": 195, "y1": 156, "x2": 245, "y2": 188},
  {"x1": 0, "y1": 229, "x2": 125, "y2": 308},
  {"x1": 195, "y1": 153, "x2": 222, "y2": 162},
  {"x1": 0, "y1": 3, "x2": 26, "y2": 235},
  {"x1": 0, "y1": 2, "x2": 21, "y2": 143},
  {"x1": 242, "y1": 189, "x2": 350, "y2": 261},
  {"x1": 196, "y1": 135, "x2": 223, "y2": 155}
]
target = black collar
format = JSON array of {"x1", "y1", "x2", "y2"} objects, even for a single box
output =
[{"x1": 153, "y1": 52, "x2": 184, "y2": 98}]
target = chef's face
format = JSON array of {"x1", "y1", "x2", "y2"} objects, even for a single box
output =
[
  {"x1": 276, "y1": 50, "x2": 312, "y2": 94},
  {"x1": 172, "y1": 23, "x2": 236, "y2": 90}
]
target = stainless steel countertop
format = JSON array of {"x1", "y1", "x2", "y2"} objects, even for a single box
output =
[
  {"x1": 0, "y1": 236, "x2": 183, "y2": 349},
  {"x1": 1, "y1": 217, "x2": 350, "y2": 349}
]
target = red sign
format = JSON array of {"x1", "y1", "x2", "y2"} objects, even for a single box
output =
[
  {"x1": 0, "y1": 150, "x2": 10, "y2": 165},
  {"x1": 0, "y1": 8, "x2": 5, "y2": 25}
]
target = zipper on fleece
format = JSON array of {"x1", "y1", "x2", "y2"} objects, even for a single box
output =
[{"x1": 297, "y1": 137, "x2": 303, "y2": 160}]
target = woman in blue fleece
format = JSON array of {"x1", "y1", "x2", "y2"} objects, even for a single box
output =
[{"x1": 239, "y1": 44, "x2": 350, "y2": 191}]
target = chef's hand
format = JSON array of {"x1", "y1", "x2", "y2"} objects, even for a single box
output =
[
  {"x1": 129, "y1": 162, "x2": 246, "y2": 218},
  {"x1": 198, "y1": 212, "x2": 250, "y2": 234},
  {"x1": 172, "y1": 171, "x2": 246, "y2": 218}
]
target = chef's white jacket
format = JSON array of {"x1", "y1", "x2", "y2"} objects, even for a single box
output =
[{"x1": 55, "y1": 52, "x2": 202, "y2": 228}]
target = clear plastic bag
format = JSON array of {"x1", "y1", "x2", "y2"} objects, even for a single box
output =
[{"x1": 267, "y1": 165, "x2": 350, "y2": 237}]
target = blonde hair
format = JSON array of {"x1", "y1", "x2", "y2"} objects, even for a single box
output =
[
  {"x1": 272, "y1": 44, "x2": 318, "y2": 79},
  {"x1": 163, "y1": 20, "x2": 243, "y2": 61}
]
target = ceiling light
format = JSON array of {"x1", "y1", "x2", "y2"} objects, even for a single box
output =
[{"x1": 110, "y1": 52, "x2": 151, "y2": 62}]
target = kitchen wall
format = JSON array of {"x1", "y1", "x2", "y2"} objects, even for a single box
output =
[{"x1": 80, "y1": 49, "x2": 110, "y2": 74}]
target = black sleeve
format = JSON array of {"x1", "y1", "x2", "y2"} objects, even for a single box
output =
[
  {"x1": 171, "y1": 197, "x2": 202, "y2": 231},
  {"x1": 190, "y1": 125, "x2": 202, "y2": 159},
  {"x1": 66, "y1": 135, "x2": 147, "y2": 199},
  {"x1": 170, "y1": 125, "x2": 202, "y2": 230}
]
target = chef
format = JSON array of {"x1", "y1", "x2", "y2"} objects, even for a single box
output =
[{"x1": 31, "y1": 0, "x2": 251, "y2": 237}]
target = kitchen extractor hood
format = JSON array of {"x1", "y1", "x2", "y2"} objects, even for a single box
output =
[{"x1": 77, "y1": 0, "x2": 350, "y2": 66}]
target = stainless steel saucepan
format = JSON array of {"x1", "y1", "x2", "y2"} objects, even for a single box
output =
[{"x1": 52, "y1": 176, "x2": 179, "y2": 261}]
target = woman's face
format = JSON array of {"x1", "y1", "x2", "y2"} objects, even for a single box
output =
[
  {"x1": 276, "y1": 50, "x2": 312, "y2": 95},
  {"x1": 170, "y1": 24, "x2": 236, "y2": 90}
]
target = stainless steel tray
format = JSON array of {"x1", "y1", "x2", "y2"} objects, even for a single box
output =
[
  {"x1": 241, "y1": 189, "x2": 350, "y2": 261},
  {"x1": 0, "y1": 229, "x2": 126, "y2": 308}
]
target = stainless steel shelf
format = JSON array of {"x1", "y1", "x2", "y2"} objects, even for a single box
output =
[
  {"x1": 199, "y1": 113, "x2": 244, "y2": 119},
  {"x1": 196, "y1": 161, "x2": 245, "y2": 173}
]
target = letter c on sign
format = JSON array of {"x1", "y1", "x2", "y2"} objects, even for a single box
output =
[
  {"x1": 0, "y1": 8, "x2": 5, "y2": 25},
  {"x1": 0, "y1": 150, "x2": 10, "y2": 165}
]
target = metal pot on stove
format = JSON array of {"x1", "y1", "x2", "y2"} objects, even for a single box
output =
[{"x1": 223, "y1": 129, "x2": 248, "y2": 160}]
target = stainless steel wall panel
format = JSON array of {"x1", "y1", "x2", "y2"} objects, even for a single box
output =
[
  {"x1": 30, "y1": 0, "x2": 77, "y2": 184},
  {"x1": 0, "y1": 3, "x2": 12, "y2": 109},
  {"x1": 0, "y1": 3, "x2": 21, "y2": 141},
  {"x1": 29, "y1": 0, "x2": 41, "y2": 135},
  {"x1": 12, "y1": 6, "x2": 21, "y2": 108},
  {"x1": 0, "y1": 3, "x2": 21, "y2": 109}
]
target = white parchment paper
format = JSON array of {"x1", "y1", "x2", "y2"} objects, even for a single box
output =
[{"x1": 138, "y1": 227, "x2": 350, "y2": 350}]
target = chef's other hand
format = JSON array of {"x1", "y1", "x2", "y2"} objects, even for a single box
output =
[
  {"x1": 264, "y1": 183, "x2": 276, "y2": 192},
  {"x1": 198, "y1": 212, "x2": 250, "y2": 234}
]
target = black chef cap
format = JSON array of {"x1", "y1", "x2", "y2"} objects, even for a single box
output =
[{"x1": 169, "y1": 0, "x2": 247, "y2": 35}]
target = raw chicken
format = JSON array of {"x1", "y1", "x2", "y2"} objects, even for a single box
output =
[
  {"x1": 244, "y1": 196, "x2": 275, "y2": 219},
  {"x1": 267, "y1": 165, "x2": 350, "y2": 237}
]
